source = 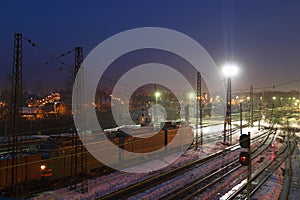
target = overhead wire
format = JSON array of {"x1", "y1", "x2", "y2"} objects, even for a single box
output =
[
  {"x1": 27, "y1": 49, "x2": 75, "y2": 73},
  {"x1": 22, "y1": 35, "x2": 75, "y2": 73}
]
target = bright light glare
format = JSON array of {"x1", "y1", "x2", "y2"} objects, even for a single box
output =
[
  {"x1": 155, "y1": 91, "x2": 161, "y2": 98},
  {"x1": 188, "y1": 92, "x2": 195, "y2": 99},
  {"x1": 222, "y1": 64, "x2": 238, "y2": 77},
  {"x1": 40, "y1": 164, "x2": 46, "y2": 170}
]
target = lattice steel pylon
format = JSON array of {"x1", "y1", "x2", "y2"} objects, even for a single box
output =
[
  {"x1": 224, "y1": 77, "x2": 232, "y2": 143},
  {"x1": 198, "y1": 72, "x2": 203, "y2": 145},
  {"x1": 70, "y1": 47, "x2": 88, "y2": 193},
  {"x1": 195, "y1": 72, "x2": 203, "y2": 150},
  {"x1": 250, "y1": 85, "x2": 254, "y2": 127},
  {"x1": 6, "y1": 33, "x2": 24, "y2": 197}
]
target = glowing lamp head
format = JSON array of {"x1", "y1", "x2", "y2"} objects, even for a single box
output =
[
  {"x1": 155, "y1": 91, "x2": 161, "y2": 98},
  {"x1": 40, "y1": 164, "x2": 46, "y2": 170},
  {"x1": 222, "y1": 63, "x2": 238, "y2": 77},
  {"x1": 188, "y1": 92, "x2": 195, "y2": 100}
]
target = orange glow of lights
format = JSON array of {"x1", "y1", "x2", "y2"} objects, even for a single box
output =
[{"x1": 40, "y1": 164, "x2": 46, "y2": 170}]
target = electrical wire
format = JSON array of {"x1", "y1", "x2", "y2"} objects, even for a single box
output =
[
  {"x1": 22, "y1": 35, "x2": 74, "y2": 71},
  {"x1": 27, "y1": 49, "x2": 75, "y2": 73}
]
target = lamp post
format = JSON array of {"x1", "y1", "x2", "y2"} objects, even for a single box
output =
[
  {"x1": 258, "y1": 96, "x2": 262, "y2": 131},
  {"x1": 222, "y1": 64, "x2": 238, "y2": 143},
  {"x1": 296, "y1": 99, "x2": 300, "y2": 117},
  {"x1": 155, "y1": 91, "x2": 161, "y2": 103},
  {"x1": 153, "y1": 91, "x2": 160, "y2": 125}
]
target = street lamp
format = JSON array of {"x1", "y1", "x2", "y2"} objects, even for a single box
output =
[
  {"x1": 187, "y1": 92, "x2": 195, "y2": 125},
  {"x1": 188, "y1": 92, "x2": 195, "y2": 99},
  {"x1": 155, "y1": 91, "x2": 161, "y2": 102},
  {"x1": 153, "y1": 91, "x2": 161, "y2": 125},
  {"x1": 222, "y1": 63, "x2": 238, "y2": 143}
]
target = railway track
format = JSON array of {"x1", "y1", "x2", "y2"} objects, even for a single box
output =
[
  {"x1": 198, "y1": 123, "x2": 251, "y2": 144},
  {"x1": 279, "y1": 131, "x2": 299, "y2": 200},
  {"x1": 162, "y1": 130, "x2": 276, "y2": 200},
  {"x1": 98, "y1": 129, "x2": 274, "y2": 200},
  {"x1": 225, "y1": 137, "x2": 293, "y2": 200}
]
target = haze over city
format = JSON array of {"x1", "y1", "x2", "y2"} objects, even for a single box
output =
[
  {"x1": 0, "y1": 1, "x2": 300, "y2": 92},
  {"x1": 0, "y1": 1, "x2": 300, "y2": 199}
]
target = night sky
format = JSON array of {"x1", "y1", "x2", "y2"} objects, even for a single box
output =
[{"x1": 1, "y1": 0, "x2": 300, "y2": 93}]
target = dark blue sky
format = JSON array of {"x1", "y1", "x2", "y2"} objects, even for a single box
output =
[{"x1": 1, "y1": 0, "x2": 300, "y2": 93}]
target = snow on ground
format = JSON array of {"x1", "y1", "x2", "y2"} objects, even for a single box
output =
[
  {"x1": 31, "y1": 143, "x2": 226, "y2": 199},
  {"x1": 31, "y1": 150, "x2": 200, "y2": 200},
  {"x1": 251, "y1": 163, "x2": 285, "y2": 200},
  {"x1": 282, "y1": 143, "x2": 300, "y2": 200},
  {"x1": 128, "y1": 149, "x2": 242, "y2": 200},
  {"x1": 31, "y1": 123, "x2": 267, "y2": 200}
]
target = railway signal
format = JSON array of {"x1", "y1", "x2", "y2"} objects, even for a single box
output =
[
  {"x1": 239, "y1": 131, "x2": 251, "y2": 199},
  {"x1": 239, "y1": 152, "x2": 250, "y2": 166},
  {"x1": 239, "y1": 133, "x2": 250, "y2": 148}
]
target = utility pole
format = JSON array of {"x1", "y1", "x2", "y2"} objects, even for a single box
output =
[
  {"x1": 196, "y1": 72, "x2": 203, "y2": 150},
  {"x1": 70, "y1": 47, "x2": 88, "y2": 193},
  {"x1": 7, "y1": 33, "x2": 23, "y2": 197},
  {"x1": 240, "y1": 102, "x2": 243, "y2": 135},
  {"x1": 224, "y1": 77, "x2": 232, "y2": 143},
  {"x1": 199, "y1": 73, "x2": 203, "y2": 145},
  {"x1": 247, "y1": 132, "x2": 252, "y2": 200},
  {"x1": 258, "y1": 96, "x2": 262, "y2": 131},
  {"x1": 297, "y1": 91, "x2": 300, "y2": 118},
  {"x1": 153, "y1": 85, "x2": 157, "y2": 125},
  {"x1": 250, "y1": 85, "x2": 254, "y2": 128}
]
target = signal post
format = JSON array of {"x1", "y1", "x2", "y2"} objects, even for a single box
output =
[
  {"x1": 247, "y1": 134, "x2": 251, "y2": 200},
  {"x1": 239, "y1": 132, "x2": 251, "y2": 200}
]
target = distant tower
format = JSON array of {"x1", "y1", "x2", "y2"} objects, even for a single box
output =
[
  {"x1": 195, "y1": 72, "x2": 203, "y2": 149},
  {"x1": 10, "y1": 33, "x2": 23, "y2": 135},
  {"x1": 74, "y1": 47, "x2": 83, "y2": 79},
  {"x1": 7, "y1": 33, "x2": 23, "y2": 196},
  {"x1": 70, "y1": 47, "x2": 88, "y2": 193},
  {"x1": 224, "y1": 77, "x2": 232, "y2": 143}
]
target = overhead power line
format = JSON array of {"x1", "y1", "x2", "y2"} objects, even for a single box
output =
[{"x1": 22, "y1": 35, "x2": 75, "y2": 72}]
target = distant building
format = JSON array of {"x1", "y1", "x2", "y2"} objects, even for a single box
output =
[
  {"x1": 22, "y1": 107, "x2": 44, "y2": 120},
  {"x1": 26, "y1": 94, "x2": 39, "y2": 107},
  {"x1": 0, "y1": 101, "x2": 7, "y2": 119},
  {"x1": 22, "y1": 102, "x2": 68, "y2": 120},
  {"x1": 43, "y1": 102, "x2": 68, "y2": 117}
]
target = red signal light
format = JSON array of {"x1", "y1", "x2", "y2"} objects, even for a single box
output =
[
  {"x1": 239, "y1": 151, "x2": 250, "y2": 166},
  {"x1": 270, "y1": 153, "x2": 275, "y2": 161},
  {"x1": 270, "y1": 144, "x2": 275, "y2": 148},
  {"x1": 240, "y1": 156, "x2": 247, "y2": 162}
]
